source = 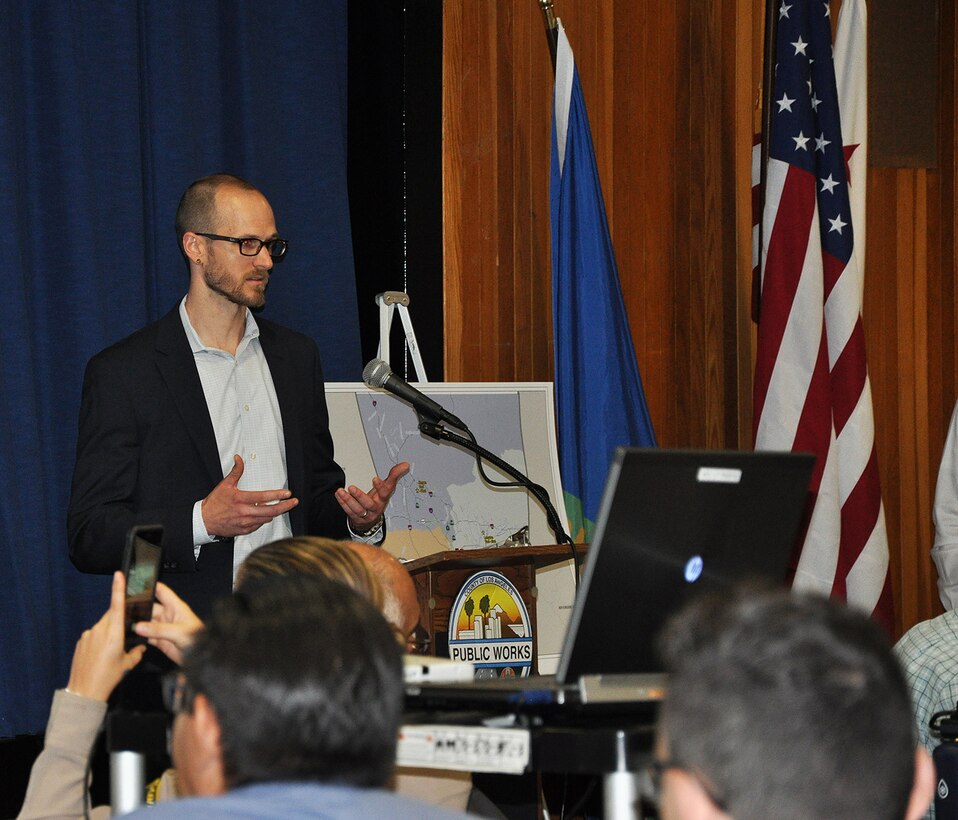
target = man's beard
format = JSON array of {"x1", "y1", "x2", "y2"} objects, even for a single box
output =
[{"x1": 204, "y1": 261, "x2": 267, "y2": 309}]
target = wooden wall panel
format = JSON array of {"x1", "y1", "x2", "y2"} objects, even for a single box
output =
[
  {"x1": 864, "y1": 0, "x2": 957, "y2": 634},
  {"x1": 443, "y1": 0, "x2": 753, "y2": 450},
  {"x1": 442, "y1": 0, "x2": 958, "y2": 637},
  {"x1": 442, "y1": 2, "x2": 555, "y2": 382}
]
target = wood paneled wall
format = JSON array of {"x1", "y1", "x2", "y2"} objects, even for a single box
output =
[
  {"x1": 443, "y1": 0, "x2": 757, "y2": 444},
  {"x1": 442, "y1": 0, "x2": 957, "y2": 636},
  {"x1": 442, "y1": 3, "x2": 555, "y2": 382},
  {"x1": 870, "y1": 0, "x2": 958, "y2": 632}
]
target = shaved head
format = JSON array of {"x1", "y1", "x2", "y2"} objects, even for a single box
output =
[{"x1": 347, "y1": 543, "x2": 419, "y2": 641}]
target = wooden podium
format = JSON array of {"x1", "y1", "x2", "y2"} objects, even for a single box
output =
[{"x1": 404, "y1": 544, "x2": 580, "y2": 674}]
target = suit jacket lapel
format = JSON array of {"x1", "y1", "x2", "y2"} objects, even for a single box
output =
[{"x1": 154, "y1": 307, "x2": 224, "y2": 486}]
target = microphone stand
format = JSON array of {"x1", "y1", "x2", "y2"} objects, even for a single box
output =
[{"x1": 418, "y1": 419, "x2": 579, "y2": 582}]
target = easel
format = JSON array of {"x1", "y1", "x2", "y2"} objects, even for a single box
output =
[{"x1": 377, "y1": 291, "x2": 428, "y2": 382}]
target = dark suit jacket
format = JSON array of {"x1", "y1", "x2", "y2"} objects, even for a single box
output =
[{"x1": 68, "y1": 305, "x2": 349, "y2": 618}]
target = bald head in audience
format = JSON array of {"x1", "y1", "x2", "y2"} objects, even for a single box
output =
[{"x1": 347, "y1": 542, "x2": 420, "y2": 650}]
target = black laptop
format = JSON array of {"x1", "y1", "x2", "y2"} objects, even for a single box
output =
[{"x1": 406, "y1": 447, "x2": 814, "y2": 709}]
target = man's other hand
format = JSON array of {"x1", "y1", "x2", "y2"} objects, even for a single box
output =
[{"x1": 336, "y1": 461, "x2": 410, "y2": 533}]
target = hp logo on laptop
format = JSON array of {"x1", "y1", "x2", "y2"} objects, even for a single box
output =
[{"x1": 684, "y1": 555, "x2": 704, "y2": 583}]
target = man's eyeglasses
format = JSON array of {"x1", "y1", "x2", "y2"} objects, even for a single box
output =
[
  {"x1": 408, "y1": 624, "x2": 431, "y2": 654},
  {"x1": 161, "y1": 672, "x2": 196, "y2": 715},
  {"x1": 196, "y1": 232, "x2": 289, "y2": 259}
]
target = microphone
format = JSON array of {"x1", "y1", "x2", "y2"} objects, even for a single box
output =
[{"x1": 362, "y1": 359, "x2": 469, "y2": 431}]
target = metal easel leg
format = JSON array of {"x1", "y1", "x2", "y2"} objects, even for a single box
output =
[{"x1": 376, "y1": 291, "x2": 428, "y2": 382}]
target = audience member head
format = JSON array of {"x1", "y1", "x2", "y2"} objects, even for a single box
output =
[
  {"x1": 174, "y1": 173, "x2": 259, "y2": 250},
  {"x1": 654, "y1": 586, "x2": 934, "y2": 820},
  {"x1": 347, "y1": 542, "x2": 420, "y2": 648},
  {"x1": 236, "y1": 535, "x2": 384, "y2": 613},
  {"x1": 170, "y1": 573, "x2": 402, "y2": 796}
]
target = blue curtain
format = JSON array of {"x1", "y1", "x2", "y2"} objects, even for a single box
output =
[{"x1": 0, "y1": 0, "x2": 360, "y2": 736}]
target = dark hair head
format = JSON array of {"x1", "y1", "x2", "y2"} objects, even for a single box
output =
[
  {"x1": 657, "y1": 586, "x2": 915, "y2": 820},
  {"x1": 236, "y1": 536, "x2": 384, "y2": 613},
  {"x1": 181, "y1": 573, "x2": 403, "y2": 788},
  {"x1": 174, "y1": 173, "x2": 259, "y2": 250}
]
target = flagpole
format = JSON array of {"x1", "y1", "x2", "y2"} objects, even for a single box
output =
[
  {"x1": 758, "y1": 0, "x2": 780, "y2": 306},
  {"x1": 538, "y1": 0, "x2": 558, "y2": 71}
]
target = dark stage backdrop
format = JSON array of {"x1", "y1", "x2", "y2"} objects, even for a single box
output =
[{"x1": 0, "y1": 1, "x2": 360, "y2": 736}]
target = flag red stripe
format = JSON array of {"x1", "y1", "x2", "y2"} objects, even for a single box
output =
[
  {"x1": 831, "y1": 318, "x2": 867, "y2": 434},
  {"x1": 832, "y1": 446, "x2": 882, "y2": 597},
  {"x1": 792, "y1": 335, "x2": 832, "y2": 494},
  {"x1": 822, "y1": 249, "x2": 845, "y2": 301}
]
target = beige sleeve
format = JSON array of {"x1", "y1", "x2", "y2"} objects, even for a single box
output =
[
  {"x1": 17, "y1": 689, "x2": 108, "y2": 820},
  {"x1": 391, "y1": 766, "x2": 473, "y2": 811}
]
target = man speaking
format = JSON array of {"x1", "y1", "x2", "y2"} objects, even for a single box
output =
[{"x1": 68, "y1": 173, "x2": 407, "y2": 617}]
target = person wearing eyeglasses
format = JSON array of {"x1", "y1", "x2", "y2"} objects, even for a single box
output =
[
  {"x1": 19, "y1": 571, "x2": 472, "y2": 820},
  {"x1": 67, "y1": 173, "x2": 408, "y2": 620},
  {"x1": 136, "y1": 537, "x2": 479, "y2": 814},
  {"x1": 646, "y1": 587, "x2": 935, "y2": 820}
]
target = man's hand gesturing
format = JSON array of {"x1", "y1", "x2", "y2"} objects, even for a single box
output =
[{"x1": 201, "y1": 454, "x2": 298, "y2": 538}]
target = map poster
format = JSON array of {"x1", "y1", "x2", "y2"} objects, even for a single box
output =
[
  {"x1": 326, "y1": 383, "x2": 566, "y2": 558},
  {"x1": 357, "y1": 390, "x2": 531, "y2": 556}
]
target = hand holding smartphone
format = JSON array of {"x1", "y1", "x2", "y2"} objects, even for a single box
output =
[{"x1": 121, "y1": 525, "x2": 164, "y2": 651}]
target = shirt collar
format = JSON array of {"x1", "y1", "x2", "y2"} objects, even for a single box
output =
[{"x1": 178, "y1": 296, "x2": 260, "y2": 356}]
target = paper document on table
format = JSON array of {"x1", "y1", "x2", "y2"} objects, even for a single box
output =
[{"x1": 397, "y1": 724, "x2": 530, "y2": 774}]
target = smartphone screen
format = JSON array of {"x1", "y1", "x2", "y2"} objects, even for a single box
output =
[{"x1": 122, "y1": 525, "x2": 164, "y2": 650}]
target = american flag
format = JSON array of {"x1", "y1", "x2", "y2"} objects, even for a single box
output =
[{"x1": 754, "y1": 0, "x2": 893, "y2": 628}]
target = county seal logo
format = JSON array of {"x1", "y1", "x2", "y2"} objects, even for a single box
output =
[{"x1": 447, "y1": 571, "x2": 534, "y2": 678}]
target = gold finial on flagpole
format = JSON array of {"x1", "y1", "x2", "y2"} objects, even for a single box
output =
[
  {"x1": 539, "y1": 0, "x2": 557, "y2": 32},
  {"x1": 538, "y1": 0, "x2": 558, "y2": 69}
]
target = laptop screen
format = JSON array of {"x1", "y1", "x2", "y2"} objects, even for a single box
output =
[{"x1": 555, "y1": 448, "x2": 814, "y2": 683}]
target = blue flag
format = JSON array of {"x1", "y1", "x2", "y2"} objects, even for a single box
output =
[{"x1": 551, "y1": 21, "x2": 656, "y2": 543}]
